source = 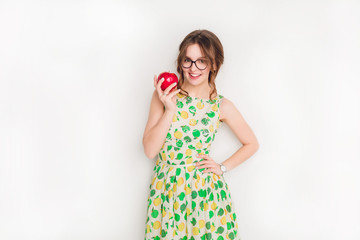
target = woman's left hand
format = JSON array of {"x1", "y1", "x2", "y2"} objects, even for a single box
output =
[{"x1": 195, "y1": 154, "x2": 223, "y2": 176}]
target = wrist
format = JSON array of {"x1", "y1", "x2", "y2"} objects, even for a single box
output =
[{"x1": 219, "y1": 163, "x2": 228, "y2": 174}]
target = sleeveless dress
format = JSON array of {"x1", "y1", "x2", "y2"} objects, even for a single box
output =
[{"x1": 144, "y1": 92, "x2": 239, "y2": 240}]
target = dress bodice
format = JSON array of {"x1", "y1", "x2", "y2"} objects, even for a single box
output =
[{"x1": 158, "y1": 92, "x2": 224, "y2": 165}]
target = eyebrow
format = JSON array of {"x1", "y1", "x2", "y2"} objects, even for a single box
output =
[{"x1": 185, "y1": 56, "x2": 207, "y2": 60}]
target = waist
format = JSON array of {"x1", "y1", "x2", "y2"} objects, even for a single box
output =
[{"x1": 155, "y1": 157, "x2": 204, "y2": 167}]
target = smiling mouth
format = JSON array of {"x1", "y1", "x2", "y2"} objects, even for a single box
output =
[
  {"x1": 190, "y1": 73, "x2": 201, "y2": 77},
  {"x1": 189, "y1": 73, "x2": 201, "y2": 79}
]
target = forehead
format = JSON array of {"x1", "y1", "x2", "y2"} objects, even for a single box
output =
[{"x1": 185, "y1": 44, "x2": 206, "y2": 59}]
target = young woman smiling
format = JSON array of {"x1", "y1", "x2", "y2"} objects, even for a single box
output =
[{"x1": 143, "y1": 29, "x2": 259, "y2": 240}]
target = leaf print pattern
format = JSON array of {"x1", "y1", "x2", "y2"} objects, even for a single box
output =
[{"x1": 144, "y1": 92, "x2": 240, "y2": 240}]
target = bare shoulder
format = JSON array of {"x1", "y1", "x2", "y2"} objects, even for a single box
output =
[
  {"x1": 219, "y1": 96, "x2": 259, "y2": 146},
  {"x1": 219, "y1": 97, "x2": 240, "y2": 122}
]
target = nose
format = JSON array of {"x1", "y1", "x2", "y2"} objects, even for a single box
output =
[{"x1": 190, "y1": 62, "x2": 198, "y2": 72}]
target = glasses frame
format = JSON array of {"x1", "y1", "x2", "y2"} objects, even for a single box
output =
[{"x1": 181, "y1": 58, "x2": 208, "y2": 70}]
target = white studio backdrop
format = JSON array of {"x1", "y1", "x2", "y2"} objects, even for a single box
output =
[{"x1": 0, "y1": 0, "x2": 359, "y2": 239}]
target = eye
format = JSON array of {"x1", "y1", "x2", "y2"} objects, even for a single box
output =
[{"x1": 184, "y1": 58, "x2": 191, "y2": 62}]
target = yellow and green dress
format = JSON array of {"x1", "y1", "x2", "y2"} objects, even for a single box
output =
[{"x1": 144, "y1": 92, "x2": 239, "y2": 240}]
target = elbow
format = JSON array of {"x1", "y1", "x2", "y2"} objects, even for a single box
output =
[
  {"x1": 254, "y1": 142, "x2": 260, "y2": 151},
  {"x1": 144, "y1": 149, "x2": 156, "y2": 159},
  {"x1": 143, "y1": 139, "x2": 157, "y2": 159}
]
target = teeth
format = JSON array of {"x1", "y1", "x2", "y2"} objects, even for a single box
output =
[{"x1": 190, "y1": 73, "x2": 200, "y2": 77}]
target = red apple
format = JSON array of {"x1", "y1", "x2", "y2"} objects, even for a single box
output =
[{"x1": 158, "y1": 72, "x2": 178, "y2": 92}]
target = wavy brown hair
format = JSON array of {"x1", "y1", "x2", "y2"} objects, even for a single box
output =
[{"x1": 176, "y1": 29, "x2": 224, "y2": 101}]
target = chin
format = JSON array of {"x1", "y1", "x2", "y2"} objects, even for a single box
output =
[{"x1": 186, "y1": 75, "x2": 207, "y2": 85}]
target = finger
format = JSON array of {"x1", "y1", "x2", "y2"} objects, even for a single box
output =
[
  {"x1": 164, "y1": 82, "x2": 178, "y2": 95},
  {"x1": 197, "y1": 164, "x2": 212, "y2": 169},
  {"x1": 196, "y1": 161, "x2": 211, "y2": 167},
  {"x1": 153, "y1": 75, "x2": 157, "y2": 87},
  {"x1": 202, "y1": 168, "x2": 214, "y2": 174},
  {"x1": 156, "y1": 78, "x2": 165, "y2": 95},
  {"x1": 156, "y1": 78, "x2": 164, "y2": 89},
  {"x1": 169, "y1": 88, "x2": 181, "y2": 98},
  {"x1": 198, "y1": 162, "x2": 217, "y2": 169}
]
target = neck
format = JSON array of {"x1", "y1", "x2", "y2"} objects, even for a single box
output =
[{"x1": 182, "y1": 82, "x2": 211, "y2": 99}]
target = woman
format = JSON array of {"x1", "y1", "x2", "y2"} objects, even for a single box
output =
[{"x1": 143, "y1": 29, "x2": 259, "y2": 239}]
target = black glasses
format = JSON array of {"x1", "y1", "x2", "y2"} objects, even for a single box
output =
[{"x1": 182, "y1": 58, "x2": 208, "y2": 70}]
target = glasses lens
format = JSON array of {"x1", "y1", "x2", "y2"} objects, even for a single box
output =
[
  {"x1": 182, "y1": 58, "x2": 191, "y2": 68},
  {"x1": 195, "y1": 59, "x2": 207, "y2": 70}
]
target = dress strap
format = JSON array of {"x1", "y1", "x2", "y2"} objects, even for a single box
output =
[{"x1": 218, "y1": 94, "x2": 224, "y2": 105}]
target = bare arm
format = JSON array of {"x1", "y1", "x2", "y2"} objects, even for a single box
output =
[
  {"x1": 142, "y1": 75, "x2": 181, "y2": 159},
  {"x1": 219, "y1": 98, "x2": 260, "y2": 171}
]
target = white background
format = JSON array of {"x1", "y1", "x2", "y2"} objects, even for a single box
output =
[{"x1": 1, "y1": 0, "x2": 359, "y2": 239}]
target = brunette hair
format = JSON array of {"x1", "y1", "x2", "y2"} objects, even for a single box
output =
[{"x1": 176, "y1": 29, "x2": 224, "y2": 101}]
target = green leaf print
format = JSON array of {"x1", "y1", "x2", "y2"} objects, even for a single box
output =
[
  {"x1": 221, "y1": 190, "x2": 227, "y2": 200},
  {"x1": 201, "y1": 118, "x2": 210, "y2": 126},
  {"x1": 206, "y1": 111, "x2": 215, "y2": 118},
  {"x1": 229, "y1": 232, "x2": 235, "y2": 239},
  {"x1": 179, "y1": 192, "x2": 185, "y2": 201},
  {"x1": 200, "y1": 201, "x2": 204, "y2": 209},
  {"x1": 217, "y1": 236, "x2": 224, "y2": 240},
  {"x1": 205, "y1": 233, "x2": 212, "y2": 240},
  {"x1": 176, "y1": 140, "x2": 183, "y2": 148},
  {"x1": 205, "y1": 136, "x2": 212, "y2": 143},
  {"x1": 158, "y1": 172, "x2": 164, "y2": 179},
  {"x1": 176, "y1": 153, "x2": 183, "y2": 160},
  {"x1": 202, "y1": 129, "x2": 209, "y2": 137},
  {"x1": 180, "y1": 203, "x2": 186, "y2": 211},
  {"x1": 184, "y1": 136, "x2": 192, "y2": 143},
  {"x1": 209, "y1": 192, "x2": 214, "y2": 201},
  {"x1": 209, "y1": 210, "x2": 214, "y2": 219},
  {"x1": 186, "y1": 97, "x2": 192, "y2": 104},
  {"x1": 188, "y1": 145, "x2": 196, "y2": 150},
  {"x1": 189, "y1": 106, "x2": 196, "y2": 116},
  {"x1": 175, "y1": 213, "x2": 180, "y2": 221},
  {"x1": 192, "y1": 200, "x2": 196, "y2": 210},
  {"x1": 218, "y1": 208, "x2": 224, "y2": 216},
  {"x1": 166, "y1": 132, "x2": 171, "y2": 139},
  {"x1": 174, "y1": 147, "x2": 180, "y2": 151},
  {"x1": 191, "y1": 190, "x2": 198, "y2": 199},
  {"x1": 150, "y1": 189, "x2": 155, "y2": 197},
  {"x1": 177, "y1": 101, "x2": 184, "y2": 108},
  {"x1": 161, "y1": 229, "x2": 167, "y2": 237},
  {"x1": 192, "y1": 129, "x2": 200, "y2": 138},
  {"x1": 167, "y1": 145, "x2": 173, "y2": 151},
  {"x1": 226, "y1": 204, "x2": 232, "y2": 212},
  {"x1": 227, "y1": 222, "x2": 232, "y2": 230},
  {"x1": 206, "y1": 222, "x2": 211, "y2": 230},
  {"x1": 199, "y1": 189, "x2": 206, "y2": 197},
  {"x1": 176, "y1": 168, "x2": 181, "y2": 176},
  {"x1": 151, "y1": 209, "x2": 159, "y2": 218},
  {"x1": 191, "y1": 217, "x2": 197, "y2": 226},
  {"x1": 185, "y1": 172, "x2": 190, "y2": 180},
  {"x1": 181, "y1": 125, "x2": 190, "y2": 133},
  {"x1": 217, "y1": 226, "x2": 224, "y2": 234}
]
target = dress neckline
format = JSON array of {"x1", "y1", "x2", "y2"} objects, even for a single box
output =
[{"x1": 177, "y1": 92, "x2": 219, "y2": 101}]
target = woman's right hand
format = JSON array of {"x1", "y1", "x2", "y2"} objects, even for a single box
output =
[{"x1": 154, "y1": 75, "x2": 181, "y2": 112}]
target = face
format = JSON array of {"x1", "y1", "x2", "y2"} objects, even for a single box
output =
[{"x1": 181, "y1": 44, "x2": 212, "y2": 87}]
